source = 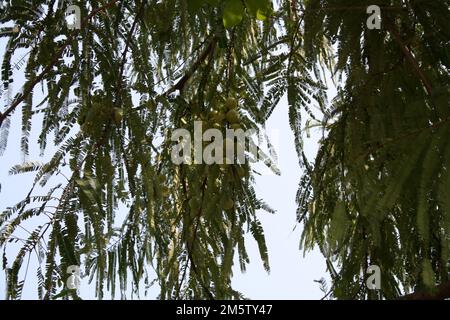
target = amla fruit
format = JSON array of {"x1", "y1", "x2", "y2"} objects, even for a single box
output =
[
  {"x1": 226, "y1": 109, "x2": 240, "y2": 124},
  {"x1": 223, "y1": 198, "x2": 235, "y2": 210},
  {"x1": 113, "y1": 108, "x2": 123, "y2": 124},
  {"x1": 225, "y1": 97, "x2": 238, "y2": 110},
  {"x1": 236, "y1": 167, "x2": 247, "y2": 178}
]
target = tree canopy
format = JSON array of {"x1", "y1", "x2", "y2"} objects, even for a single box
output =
[{"x1": 0, "y1": 0, "x2": 449, "y2": 300}]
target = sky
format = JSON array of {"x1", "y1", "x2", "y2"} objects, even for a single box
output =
[
  {"x1": 230, "y1": 96, "x2": 331, "y2": 300},
  {"x1": 0, "y1": 10, "x2": 334, "y2": 300}
]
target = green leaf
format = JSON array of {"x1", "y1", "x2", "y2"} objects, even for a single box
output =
[
  {"x1": 329, "y1": 201, "x2": 349, "y2": 246},
  {"x1": 245, "y1": 0, "x2": 271, "y2": 20},
  {"x1": 256, "y1": 9, "x2": 269, "y2": 21},
  {"x1": 244, "y1": 0, "x2": 259, "y2": 16},
  {"x1": 223, "y1": 0, "x2": 245, "y2": 28}
]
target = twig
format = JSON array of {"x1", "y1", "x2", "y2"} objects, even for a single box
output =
[
  {"x1": 115, "y1": 1, "x2": 146, "y2": 107},
  {"x1": 385, "y1": 18, "x2": 433, "y2": 96},
  {"x1": 357, "y1": 116, "x2": 450, "y2": 161},
  {"x1": 0, "y1": 0, "x2": 120, "y2": 128},
  {"x1": 164, "y1": 36, "x2": 218, "y2": 96}
]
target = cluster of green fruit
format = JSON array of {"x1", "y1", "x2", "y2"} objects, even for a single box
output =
[
  {"x1": 207, "y1": 97, "x2": 242, "y2": 131},
  {"x1": 157, "y1": 97, "x2": 251, "y2": 215},
  {"x1": 202, "y1": 97, "x2": 248, "y2": 165},
  {"x1": 188, "y1": 185, "x2": 236, "y2": 216},
  {"x1": 188, "y1": 193, "x2": 235, "y2": 214},
  {"x1": 78, "y1": 98, "x2": 123, "y2": 136},
  {"x1": 194, "y1": 164, "x2": 250, "y2": 217}
]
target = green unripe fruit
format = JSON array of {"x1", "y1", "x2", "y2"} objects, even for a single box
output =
[
  {"x1": 226, "y1": 109, "x2": 240, "y2": 124},
  {"x1": 230, "y1": 123, "x2": 241, "y2": 130},
  {"x1": 236, "y1": 167, "x2": 247, "y2": 178},
  {"x1": 222, "y1": 198, "x2": 234, "y2": 210},
  {"x1": 225, "y1": 97, "x2": 238, "y2": 110},
  {"x1": 113, "y1": 108, "x2": 123, "y2": 124}
]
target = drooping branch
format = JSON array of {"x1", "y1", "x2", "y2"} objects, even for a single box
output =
[
  {"x1": 0, "y1": 0, "x2": 120, "y2": 128},
  {"x1": 164, "y1": 36, "x2": 218, "y2": 96},
  {"x1": 357, "y1": 115, "x2": 450, "y2": 161},
  {"x1": 385, "y1": 18, "x2": 433, "y2": 96},
  {"x1": 114, "y1": 0, "x2": 146, "y2": 107}
]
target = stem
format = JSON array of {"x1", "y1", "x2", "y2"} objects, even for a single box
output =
[
  {"x1": 164, "y1": 36, "x2": 218, "y2": 96},
  {"x1": 385, "y1": 18, "x2": 433, "y2": 96},
  {"x1": 0, "y1": 0, "x2": 120, "y2": 128}
]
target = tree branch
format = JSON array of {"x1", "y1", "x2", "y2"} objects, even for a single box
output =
[
  {"x1": 0, "y1": 0, "x2": 120, "y2": 128},
  {"x1": 114, "y1": 0, "x2": 145, "y2": 107},
  {"x1": 164, "y1": 36, "x2": 218, "y2": 96},
  {"x1": 385, "y1": 18, "x2": 433, "y2": 96},
  {"x1": 401, "y1": 281, "x2": 450, "y2": 300}
]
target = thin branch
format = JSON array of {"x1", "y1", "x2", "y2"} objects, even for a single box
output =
[
  {"x1": 0, "y1": 0, "x2": 120, "y2": 128},
  {"x1": 401, "y1": 281, "x2": 450, "y2": 300},
  {"x1": 164, "y1": 36, "x2": 218, "y2": 96},
  {"x1": 357, "y1": 115, "x2": 450, "y2": 161},
  {"x1": 385, "y1": 18, "x2": 433, "y2": 96},
  {"x1": 115, "y1": 0, "x2": 146, "y2": 106}
]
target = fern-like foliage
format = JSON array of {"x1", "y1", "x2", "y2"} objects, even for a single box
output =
[
  {"x1": 0, "y1": 0, "x2": 305, "y2": 300},
  {"x1": 1, "y1": 0, "x2": 448, "y2": 300},
  {"x1": 297, "y1": 0, "x2": 450, "y2": 299}
]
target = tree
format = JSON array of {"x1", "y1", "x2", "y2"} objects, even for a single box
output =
[
  {"x1": 297, "y1": 0, "x2": 450, "y2": 300},
  {"x1": 0, "y1": 0, "x2": 448, "y2": 300}
]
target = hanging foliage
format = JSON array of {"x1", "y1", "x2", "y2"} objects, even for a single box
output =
[{"x1": 0, "y1": 0, "x2": 448, "y2": 300}]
